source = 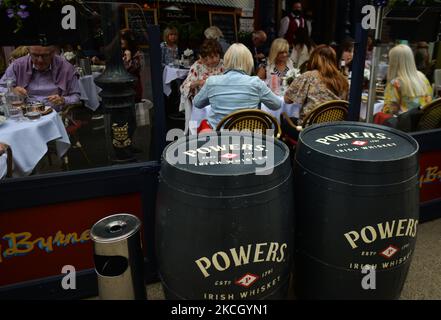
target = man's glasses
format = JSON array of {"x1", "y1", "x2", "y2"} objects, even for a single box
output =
[{"x1": 30, "y1": 52, "x2": 52, "y2": 60}]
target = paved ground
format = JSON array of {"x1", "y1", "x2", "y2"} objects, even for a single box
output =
[{"x1": 145, "y1": 218, "x2": 441, "y2": 300}]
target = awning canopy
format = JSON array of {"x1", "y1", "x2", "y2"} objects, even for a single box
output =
[{"x1": 157, "y1": 0, "x2": 254, "y2": 9}]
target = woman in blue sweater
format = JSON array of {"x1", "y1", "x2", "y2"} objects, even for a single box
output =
[{"x1": 193, "y1": 43, "x2": 281, "y2": 130}]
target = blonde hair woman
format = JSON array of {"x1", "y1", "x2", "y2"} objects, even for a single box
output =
[
  {"x1": 383, "y1": 44, "x2": 432, "y2": 115},
  {"x1": 257, "y1": 38, "x2": 294, "y2": 94},
  {"x1": 193, "y1": 43, "x2": 281, "y2": 130},
  {"x1": 161, "y1": 26, "x2": 179, "y2": 66}
]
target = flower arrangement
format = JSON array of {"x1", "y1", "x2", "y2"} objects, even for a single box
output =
[
  {"x1": 285, "y1": 68, "x2": 301, "y2": 86},
  {"x1": 0, "y1": 0, "x2": 75, "y2": 32},
  {"x1": 183, "y1": 49, "x2": 194, "y2": 58},
  {"x1": 364, "y1": 68, "x2": 371, "y2": 81},
  {"x1": 63, "y1": 51, "x2": 76, "y2": 63}
]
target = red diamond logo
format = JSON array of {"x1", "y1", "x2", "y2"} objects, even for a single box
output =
[
  {"x1": 379, "y1": 245, "x2": 400, "y2": 259},
  {"x1": 352, "y1": 141, "x2": 368, "y2": 146},
  {"x1": 221, "y1": 153, "x2": 238, "y2": 160},
  {"x1": 235, "y1": 273, "x2": 259, "y2": 288}
]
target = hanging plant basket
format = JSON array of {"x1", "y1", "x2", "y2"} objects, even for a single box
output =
[
  {"x1": 0, "y1": 1, "x2": 93, "y2": 46},
  {"x1": 383, "y1": 5, "x2": 441, "y2": 42}
]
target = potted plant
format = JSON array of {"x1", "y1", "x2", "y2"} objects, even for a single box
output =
[{"x1": 0, "y1": 0, "x2": 92, "y2": 45}]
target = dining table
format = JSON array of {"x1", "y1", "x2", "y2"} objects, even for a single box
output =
[
  {"x1": 163, "y1": 65, "x2": 190, "y2": 96},
  {"x1": 0, "y1": 110, "x2": 71, "y2": 177},
  {"x1": 79, "y1": 73, "x2": 103, "y2": 111}
]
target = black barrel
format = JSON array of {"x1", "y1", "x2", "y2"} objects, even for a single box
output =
[
  {"x1": 156, "y1": 132, "x2": 294, "y2": 300},
  {"x1": 294, "y1": 122, "x2": 419, "y2": 300}
]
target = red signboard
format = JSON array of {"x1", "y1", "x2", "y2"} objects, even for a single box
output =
[
  {"x1": 0, "y1": 194, "x2": 142, "y2": 287},
  {"x1": 419, "y1": 150, "x2": 441, "y2": 203}
]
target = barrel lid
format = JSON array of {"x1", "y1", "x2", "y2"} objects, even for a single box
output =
[
  {"x1": 296, "y1": 122, "x2": 419, "y2": 185},
  {"x1": 90, "y1": 214, "x2": 141, "y2": 243},
  {"x1": 164, "y1": 132, "x2": 288, "y2": 176},
  {"x1": 300, "y1": 122, "x2": 418, "y2": 162},
  {"x1": 161, "y1": 132, "x2": 291, "y2": 194}
]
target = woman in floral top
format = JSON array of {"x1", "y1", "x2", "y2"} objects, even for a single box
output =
[
  {"x1": 284, "y1": 45, "x2": 349, "y2": 124},
  {"x1": 383, "y1": 44, "x2": 433, "y2": 115},
  {"x1": 180, "y1": 39, "x2": 225, "y2": 132}
]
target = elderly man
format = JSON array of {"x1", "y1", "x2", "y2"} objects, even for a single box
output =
[
  {"x1": 246, "y1": 30, "x2": 269, "y2": 71},
  {"x1": 0, "y1": 45, "x2": 80, "y2": 110}
]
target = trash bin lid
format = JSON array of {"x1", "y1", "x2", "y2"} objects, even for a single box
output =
[{"x1": 90, "y1": 214, "x2": 141, "y2": 243}]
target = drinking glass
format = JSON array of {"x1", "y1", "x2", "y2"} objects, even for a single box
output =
[
  {"x1": 8, "y1": 96, "x2": 25, "y2": 121},
  {"x1": 25, "y1": 104, "x2": 41, "y2": 121}
]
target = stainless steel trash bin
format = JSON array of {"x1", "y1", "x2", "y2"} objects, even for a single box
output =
[{"x1": 91, "y1": 214, "x2": 146, "y2": 300}]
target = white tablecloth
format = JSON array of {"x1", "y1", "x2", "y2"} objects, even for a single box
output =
[
  {"x1": 360, "y1": 100, "x2": 385, "y2": 120},
  {"x1": 189, "y1": 96, "x2": 300, "y2": 135},
  {"x1": 79, "y1": 75, "x2": 102, "y2": 111},
  {"x1": 163, "y1": 66, "x2": 189, "y2": 96},
  {"x1": 0, "y1": 111, "x2": 71, "y2": 177},
  {"x1": 0, "y1": 153, "x2": 6, "y2": 179}
]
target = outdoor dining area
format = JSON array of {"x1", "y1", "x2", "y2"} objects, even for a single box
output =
[{"x1": 0, "y1": 0, "x2": 440, "y2": 304}]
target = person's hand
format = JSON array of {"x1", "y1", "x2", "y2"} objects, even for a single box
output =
[
  {"x1": 47, "y1": 95, "x2": 65, "y2": 106},
  {"x1": 13, "y1": 86, "x2": 27, "y2": 97},
  {"x1": 255, "y1": 53, "x2": 265, "y2": 60},
  {"x1": 123, "y1": 50, "x2": 132, "y2": 62},
  {"x1": 190, "y1": 79, "x2": 206, "y2": 90}
]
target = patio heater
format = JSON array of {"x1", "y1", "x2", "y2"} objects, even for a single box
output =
[
  {"x1": 94, "y1": 2, "x2": 137, "y2": 163},
  {"x1": 365, "y1": 0, "x2": 388, "y2": 123}
]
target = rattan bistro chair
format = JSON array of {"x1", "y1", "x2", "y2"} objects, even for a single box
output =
[
  {"x1": 280, "y1": 100, "x2": 349, "y2": 147},
  {"x1": 417, "y1": 98, "x2": 441, "y2": 131},
  {"x1": 216, "y1": 109, "x2": 282, "y2": 138},
  {"x1": 0, "y1": 143, "x2": 13, "y2": 178},
  {"x1": 301, "y1": 100, "x2": 349, "y2": 128}
]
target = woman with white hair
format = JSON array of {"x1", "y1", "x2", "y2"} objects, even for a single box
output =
[
  {"x1": 193, "y1": 43, "x2": 281, "y2": 130},
  {"x1": 257, "y1": 38, "x2": 294, "y2": 94},
  {"x1": 383, "y1": 44, "x2": 432, "y2": 115},
  {"x1": 204, "y1": 26, "x2": 230, "y2": 55}
]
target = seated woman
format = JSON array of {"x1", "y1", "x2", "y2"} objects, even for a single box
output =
[
  {"x1": 338, "y1": 39, "x2": 354, "y2": 76},
  {"x1": 383, "y1": 44, "x2": 432, "y2": 115},
  {"x1": 180, "y1": 39, "x2": 224, "y2": 131},
  {"x1": 193, "y1": 43, "x2": 281, "y2": 131},
  {"x1": 284, "y1": 45, "x2": 349, "y2": 126},
  {"x1": 290, "y1": 28, "x2": 314, "y2": 69},
  {"x1": 204, "y1": 26, "x2": 230, "y2": 56},
  {"x1": 121, "y1": 28, "x2": 144, "y2": 103},
  {"x1": 257, "y1": 38, "x2": 294, "y2": 94},
  {"x1": 161, "y1": 26, "x2": 180, "y2": 67}
]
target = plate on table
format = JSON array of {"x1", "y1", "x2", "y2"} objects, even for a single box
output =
[
  {"x1": 0, "y1": 115, "x2": 6, "y2": 126},
  {"x1": 91, "y1": 65, "x2": 105, "y2": 73},
  {"x1": 40, "y1": 107, "x2": 53, "y2": 116}
]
